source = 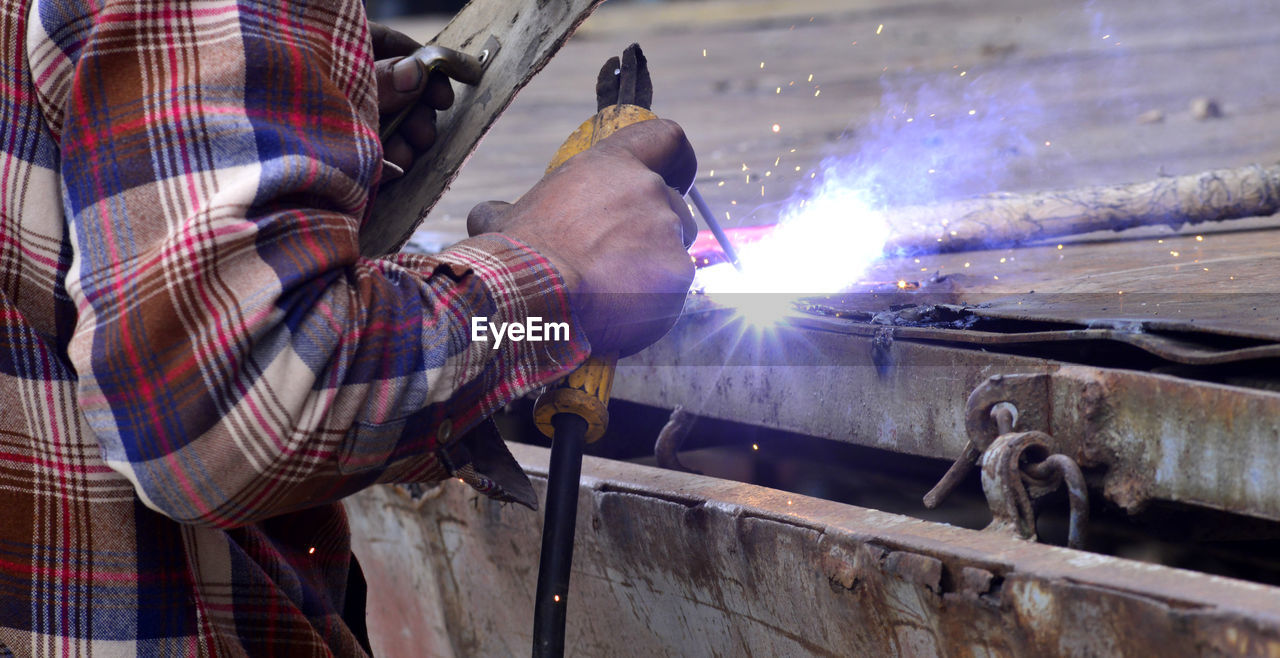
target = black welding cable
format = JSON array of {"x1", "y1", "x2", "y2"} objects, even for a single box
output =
[{"x1": 532, "y1": 412, "x2": 589, "y2": 658}]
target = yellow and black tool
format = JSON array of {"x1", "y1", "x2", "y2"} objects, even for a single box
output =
[{"x1": 530, "y1": 44, "x2": 658, "y2": 658}]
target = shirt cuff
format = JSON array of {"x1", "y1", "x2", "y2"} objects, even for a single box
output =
[
  {"x1": 433, "y1": 232, "x2": 590, "y2": 406},
  {"x1": 404, "y1": 233, "x2": 590, "y2": 501}
]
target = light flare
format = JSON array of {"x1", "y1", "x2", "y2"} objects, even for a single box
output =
[{"x1": 696, "y1": 181, "x2": 891, "y2": 328}]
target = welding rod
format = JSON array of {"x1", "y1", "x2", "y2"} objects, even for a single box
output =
[{"x1": 688, "y1": 185, "x2": 742, "y2": 270}]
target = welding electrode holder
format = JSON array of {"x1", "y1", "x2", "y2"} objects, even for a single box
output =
[
  {"x1": 531, "y1": 43, "x2": 657, "y2": 658},
  {"x1": 530, "y1": 103, "x2": 651, "y2": 657},
  {"x1": 533, "y1": 356, "x2": 616, "y2": 444}
]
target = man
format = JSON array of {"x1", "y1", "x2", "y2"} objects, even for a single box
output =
[{"x1": 0, "y1": 0, "x2": 695, "y2": 655}]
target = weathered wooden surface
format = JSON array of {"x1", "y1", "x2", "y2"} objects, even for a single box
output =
[
  {"x1": 361, "y1": 0, "x2": 605, "y2": 256},
  {"x1": 384, "y1": 0, "x2": 1280, "y2": 338},
  {"x1": 348, "y1": 444, "x2": 1280, "y2": 657},
  {"x1": 388, "y1": 0, "x2": 1280, "y2": 247}
]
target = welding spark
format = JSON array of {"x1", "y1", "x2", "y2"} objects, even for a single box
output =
[{"x1": 696, "y1": 181, "x2": 890, "y2": 329}]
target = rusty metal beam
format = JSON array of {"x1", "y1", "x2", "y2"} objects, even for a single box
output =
[
  {"x1": 348, "y1": 447, "x2": 1280, "y2": 657},
  {"x1": 612, "y1": 300, "x2": 1280, "y2": 522}
]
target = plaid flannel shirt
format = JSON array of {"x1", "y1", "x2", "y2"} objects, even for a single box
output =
[{"x1": 0, "y1": 0, "x2": 590, "y2": 654}]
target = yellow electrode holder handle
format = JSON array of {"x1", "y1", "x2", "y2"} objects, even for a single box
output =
[
  {"x1": 533, "y1": 104, "x2": 659, "y2": 444},
  {"x1": 533, "y1": 355, "x2": 616, "y2": 443}
]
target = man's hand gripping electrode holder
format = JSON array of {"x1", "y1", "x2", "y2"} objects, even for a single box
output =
[{"x1": 529, "y1": 44, "x2": 658, "y2": 658}]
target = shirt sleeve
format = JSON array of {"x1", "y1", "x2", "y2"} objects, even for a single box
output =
[{"x1": 32, "y1": 0, "x2": 590, "y2": 528}]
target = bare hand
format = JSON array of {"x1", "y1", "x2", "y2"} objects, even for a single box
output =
[
  {"x1": 370, "y1": 23, "x2": 455, "y2": 180},
  {"x1": 466, "y1": 119, "x2": 698, "y2": 357}
]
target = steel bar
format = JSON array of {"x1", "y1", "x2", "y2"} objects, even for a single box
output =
[
  {"x1": 688, "y1": 185, "x2": 741, "y2": 269},
  {"x1": 884, "y1": 163, "x2": 1280, "y2": 254},
  {"x1": 653, "y1": 406, "x2": 696, "y2": 473},
  {"x1": 1026, "y1": 455, "x2": 1090, "y2": 550}
]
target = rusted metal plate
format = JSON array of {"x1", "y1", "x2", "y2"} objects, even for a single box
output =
[
  {"x1": 861, "y1": 219, "x2": 1280, "y2": 343},
  {"x1": 792, "y1": 296, "x2": 1280, "y2": 365},
  {"x1": 613, "y1": 299, "x2": 1280, "y2": 522},
  {"x1": 348, "y1": 446, "x2": 1280, "y2": 657},
  {"x1": 614, "y1": 299, "x2": 1058, "y2": 460}
]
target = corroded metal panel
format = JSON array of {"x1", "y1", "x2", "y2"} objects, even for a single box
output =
[
  {"x1": 612, "y1": 303, "x2": 1057, "y2": 463},
  {"x1": 348, "y1": 446, "x2": 1280, "y2": 657},
  {"x1": 614, "y1": 303, "x2": 1280, "y2": 522}
]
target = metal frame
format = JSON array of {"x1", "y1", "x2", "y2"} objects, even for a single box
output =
[
  {"x1": 349, "y1": 446, "x2": 1280, "y2": 656},
  {"x1": 612, "y1": 300, "x2": 1280, "y2": 522}
]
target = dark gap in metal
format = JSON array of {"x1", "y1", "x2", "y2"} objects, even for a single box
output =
[
  {"x1": 497, "y1": 399, "x2": 1280, "y2": 589},
  {"x1": 798, "y1": 301, "x2": 1278, "y2": 351}
]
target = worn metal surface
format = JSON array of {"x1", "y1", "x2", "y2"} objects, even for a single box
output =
[
  {"x1": 979, "y1": 430, "x2": 1089, "y2": 549},
  {"x1": 794, "y1": 296, "x2": 1280, "y2": 365},
  {"x1": 613, "y1": 302, "x2": 1280, "y2": 522},
  {"x1": 348, "y1": 445, "x2": 1280, "y2": 657},
  {"x1": 859, "y1": 227, "x2": 1280, "y2": 344},
  {"x1": 614, "y1": 302, "x2": 1053, "y2": 457}
]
